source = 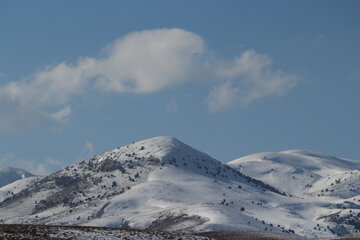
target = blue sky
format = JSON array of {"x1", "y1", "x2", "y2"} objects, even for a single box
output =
[{"x1": 0, "y1": 0, "x2": 359, "y2": 174}]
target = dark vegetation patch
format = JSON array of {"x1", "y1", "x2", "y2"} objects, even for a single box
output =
[
  {"x1": 198, "y1": 231, "x2": 305, "y2": 240},
  {"x1": 197, "y1": 230, "x2": 360, "y2": 240},
  {"x1": 0, "y1": 224, "x2": 211, "y2": 240},
  {"x1": 146, "y1": 213, "x2": 209, "y2": 231},
  {"x1": 1, "y1": 224, "x2": 360, "y2": 240}
]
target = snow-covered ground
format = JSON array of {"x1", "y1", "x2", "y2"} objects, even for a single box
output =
[
  {"x1": 228, "y1": 150, "x2": 360, "y2": 197},
  {"x1": 0, "y1": 137, "x2": 359, "y2": 238},
  {"x1": 228, "y1": 150, "x2": 360, "y2": 236},
  {"x1": 0, "y1": 176, "x2": 42, "y2": 202}
]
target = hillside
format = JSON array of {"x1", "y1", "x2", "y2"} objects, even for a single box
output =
[
  {"x1": 228, "y1": 150, "x2": 360, "y2": 236},
  {"x1": 1, "y1": 138, "x2": 360, "y2": 238},
  {"x1": 0, "y1": 137, "x2": 290, "y2": 235},
  {"x1": 0, "y1": 166, "x2": 36, "y2": 187},
  {"x1": 0, "y1": 176, "x2": 42, "y2": 202},
  {"x1": 227, "y1": 150, "x2": 360, "y2": 198}
]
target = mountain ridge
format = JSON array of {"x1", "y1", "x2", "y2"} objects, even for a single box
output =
[
  {"x1": 1, "y1": 136, "x2": 360, "y2": 238},
  {"x1": 0, "y1": 166, "x2": 37, "y2": 188}
]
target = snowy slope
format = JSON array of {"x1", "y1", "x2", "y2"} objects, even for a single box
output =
[
  {"x1": 228, "y1": 150, "x2": 360, "y2": 236},
  {"x1": 1, "y1": 138, "x2": 360, "y2": 238},
  {"x1": 0, "y1": 176, "x2": 42, "y2": 202},
  {"x1": 227, "y1": 150, "x2": 360, "y2": 197},
  {"x1": 0, "y1": 137, "x2": 297, "y2": 236},
  {"x1": 0, "y1": 166, "x2": 36, "y2": 187}
]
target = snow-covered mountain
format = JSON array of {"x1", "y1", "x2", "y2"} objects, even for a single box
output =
[
  {"x1": 228, "y1": 150, "x2": 360, "y2": 236},
  {"x1": 0, "y1": 137, "x2": 291, "y2": 234},
  {"x1": 0, "y1": 166, "x2": 36, "y2": 187},
  {"x1": 228, "y1": 150, "x2": 360, "y2": 198},
  {"x1": 0, "y1": 176, "x2": 42, "y2": 203},
  {"x1": 1, "y1": 137, "x2": 360, "y2": 238}
]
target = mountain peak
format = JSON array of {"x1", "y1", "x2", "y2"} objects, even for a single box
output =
[
  {"x1": 125, "y1": 136, "x2": 185, "y2": 155},
  {"x1": 0, "y1": 166, "x2": 36, "y2": 188},
  {"x1": 92, "y1": 136, "x2": 212, "y2": 167},
  {"x1": 137, "y1": 136, "x2": 181, "y2": 143}
]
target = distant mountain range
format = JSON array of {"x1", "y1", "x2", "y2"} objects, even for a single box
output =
[
  {"x1": 0, "y1": 166, "x2": 37, "y2": 188},
  {"x1": 0, "y1": 136, "x2": 359, "y2": 238}
]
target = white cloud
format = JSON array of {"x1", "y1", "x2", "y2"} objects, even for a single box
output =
[
  {"x1": 48, "y1": 106, "x2": 72, "y2": 123},
  {"x1": 0, "y1": 28, "x2": 297, "y2": 132},
  {"x1": 206, "y1": 50, "x2": 297, "y2": 111},
  {"x1": 0, "y1": 28, "x2": 204, "y2": 133},
  {"x1": 32, "y1": 163, "x2": 48, "y2": 176},
  {"x1": 94, "y1": 28, "x2": 204, "y2": 92},
  {"x1": 32, "y1": 158, "x2": 66, "y2": 175},
  {"x1": 75, "y1": 141, "x2": 95, "y2": 163},
  {"x1": 0, "y1": 28, "x2": 203, "y2": 108},
  {"x1": 206, "y1": 81, "x2": 240, "y2": 112},
  {"x1": 84, "y1": 141, "x2": 94, "y2": 156}
]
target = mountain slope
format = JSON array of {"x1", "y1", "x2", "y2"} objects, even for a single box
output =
[
  {"x1": 227, "y1": 150, "x2": 360, "y2": 197},
  {"x1": 0, "y1": 166, "x2": 36, "y2": 187},
  {"x1": 0, "y1": 137, "x2": 291, "y2": 235},
  {"x1": 228, "y1": 150, "x2": 360, "y2": 236},
  {"x1": 1, "y1": 138, "x2": 360, "y2": 238},
  {"x1": 0, "y1": 176, "x2": 42, "y2": 202}
]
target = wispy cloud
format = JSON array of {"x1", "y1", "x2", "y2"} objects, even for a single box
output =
[
  {"x1": 84, "y1": 141, "x2": 94, "y2": 157},
  {"x1": 206, "y1": 81, "x2": 240, "y2": 112},
  {"x1": 0, "y1": 153, "x2": 66, "y2": 175},
  {"x1": 48, "y1": 106, "x2": 72, "y2": 123},
  {"x1": 75, "y1": 141, "x2": 95, "y2": 163},
  {"x1": 206, "y1": 50, "x2": 297, "y2": 112},
  {"x1": 0, "y1": 28, "x2": 297, "y2": 132}
]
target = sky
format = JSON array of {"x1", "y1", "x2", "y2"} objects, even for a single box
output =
[{"x1": 0, "y1": 0, "x2": 359, "y2": 175}]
